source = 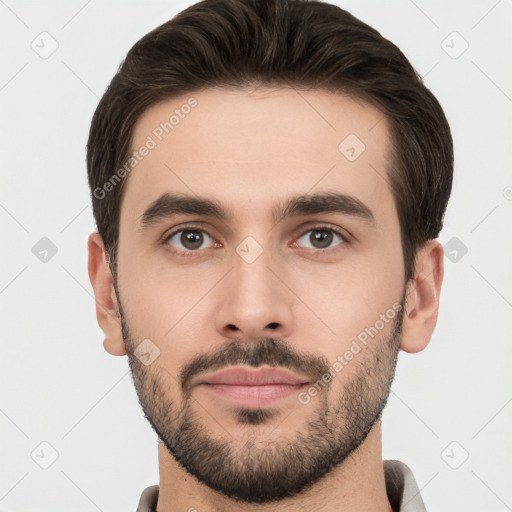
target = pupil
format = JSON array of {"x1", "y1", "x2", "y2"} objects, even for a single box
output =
[
  {"x1": 312, "y1": 230, "x2": 332, "y2": 248},
  {"x1": 182, "y1": 230, "x2": 203, "y2": 249}
]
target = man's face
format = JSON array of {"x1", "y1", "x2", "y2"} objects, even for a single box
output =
[{"x1": 115, "y1": 87, "x2": 406, "y2": 502}]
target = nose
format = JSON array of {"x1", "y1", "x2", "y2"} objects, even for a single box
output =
[{"x1": 215, "y1": 242, "x2": 293, "y2": 342}]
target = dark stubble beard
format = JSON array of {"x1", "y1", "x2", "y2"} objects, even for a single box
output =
[{"x1": 116, "y1": 285, "x2": 404, "y2": 504}]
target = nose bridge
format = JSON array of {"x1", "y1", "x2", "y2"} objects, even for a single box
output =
[
  {"x1": 234, "y1": 239, "x2": 275, "y2": 300},
  {"x1": 215, "y1": 234, "x2": 293, "y2": 339}
]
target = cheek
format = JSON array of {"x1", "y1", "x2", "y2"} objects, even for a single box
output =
[
  {"x1": 290, "y1": 273, "x2": 402, "y2": 397},
  {"x1": 288, "y1": 247, "x2": 403, "y2": 355},
  {"x1": 119, "y1": 268, "x2": 213, "y2": 389},
  {"x1": 118, "y1": 247, "x2": 220, "y2": 343}
]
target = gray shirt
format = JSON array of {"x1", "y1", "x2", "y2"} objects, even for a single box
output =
[{"x1": 136, "y1": 459, "x2": 426, "y2": 512}]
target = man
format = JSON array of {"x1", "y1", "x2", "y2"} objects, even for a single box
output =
[{"x1": 86, "y1": 0, "x2": 453, "y2": 510}]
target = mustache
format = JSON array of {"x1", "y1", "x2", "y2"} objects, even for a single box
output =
[{"x1": 179, "y1": 336, "x2": 331, "y2": 393}]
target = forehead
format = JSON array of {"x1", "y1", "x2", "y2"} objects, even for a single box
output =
[{"x1": 122, "y1": 86, "x2": 394, "y2": 227}]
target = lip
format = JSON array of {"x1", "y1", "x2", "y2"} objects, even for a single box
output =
[
  {"x1": 200, "y1": 383, "x2": 309, "y2": 407},
  {"x1": 195, "y1": 366, "x2": 311, "y2": 408},
  {"x1": 197, "y1": 366, "x2": 311, "y2": 386}
]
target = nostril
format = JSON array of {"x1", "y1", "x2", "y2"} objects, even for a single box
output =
[
  {"x1": 227, "y1": 324, "x2": 238, "y2": 331},
  {"x1": 267, "y1": 322, "x2": 280, "y2": 329}
]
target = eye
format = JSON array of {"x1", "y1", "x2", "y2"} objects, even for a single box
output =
[
  {"x1": 294, "y1": 226, "x2": 347, "y2": 251},
  {"x1": 165, "y1": 228, "x2": 215, "y2": 253}
]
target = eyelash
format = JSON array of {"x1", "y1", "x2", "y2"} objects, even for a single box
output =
[{"x1": 161, "y1": 224, "x2": 350, "y2": 258}]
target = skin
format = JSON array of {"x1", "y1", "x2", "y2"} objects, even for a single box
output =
[{"x1": 88, "y1": 87, "x2": 444, "y2": 511}]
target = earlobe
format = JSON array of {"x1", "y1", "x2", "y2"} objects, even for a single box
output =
[
  {"x1": 87, "y1": 233, "x2": 127, "y2": 356},
  {"x1": 400, "y1": 240, "x2": 444, "y2": 353}
]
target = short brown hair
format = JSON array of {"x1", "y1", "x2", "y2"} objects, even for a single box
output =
[{"x1": 87, "y1": 0, "x2": 453, "y2": 282}]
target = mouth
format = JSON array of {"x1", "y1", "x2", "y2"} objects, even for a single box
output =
[{"x1": 195, "y1": 366, "x2": 311, "y2": 408}]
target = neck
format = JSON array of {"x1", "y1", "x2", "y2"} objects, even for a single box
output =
[{"x1": 155, "y1": 419, "x2": 393, "y2": 512}]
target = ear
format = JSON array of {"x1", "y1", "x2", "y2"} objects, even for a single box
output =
[
  {"x1": 400, "y1": 240, "x2": 444, "y2": 353},
  {"x1": 87, "y1": 233, "x2": 127, "y2": 356}
]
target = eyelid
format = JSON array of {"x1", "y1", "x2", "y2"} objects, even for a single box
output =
[
  {"x1": 161, "y1": 222, "x2": 352, "y2": 255},
  {"x1": 161, "y1": 223, "x2": 218, "y2": 255},
  {"x1": 292, "y1": 223, "x2": 351, "y2": 251}
]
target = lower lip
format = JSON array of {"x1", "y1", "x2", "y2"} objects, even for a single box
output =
[{"x1": 200, "y1": 383, "x2": 309, "y2": 408}]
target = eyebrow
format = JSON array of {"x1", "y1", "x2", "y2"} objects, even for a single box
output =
[{"x1": 138, "y1": 191, "x2": 375, "y2": 231}]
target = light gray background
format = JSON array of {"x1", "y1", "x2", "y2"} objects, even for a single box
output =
[{"x1": 1, "y1": 0, "x2": 511, "y2": 510}]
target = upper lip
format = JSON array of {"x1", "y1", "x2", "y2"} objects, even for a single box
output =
[{"x1": 197, "y1": 366, "x2": 310, "y2": 386}]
